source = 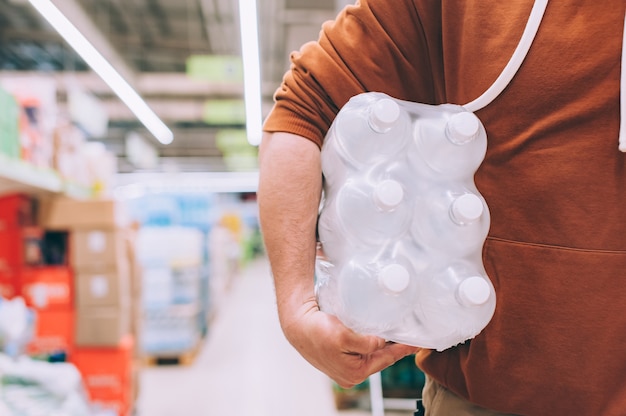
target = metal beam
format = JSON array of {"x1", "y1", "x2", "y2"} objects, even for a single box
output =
[{"x1": 0, "y1": 70, "x2": 280, "y2": 98}]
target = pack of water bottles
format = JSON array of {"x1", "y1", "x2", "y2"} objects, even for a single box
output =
[{"x1": 315, "y1": 92, "x2": 496, "y2": 351}]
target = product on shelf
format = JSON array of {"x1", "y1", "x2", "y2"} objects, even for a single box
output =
[
  {"x1": 141, "y1": 304, "x2": 201, "y2": 357},
  {"x1": 136, "y1": 226, "x2": 204, "y2": 359},
  {"x1": 0, "y1": 193, "x2": 75, "y2": 359},
  {"x1": 0, "y1": 86, "x2": 20, "y2": 159},
  {"x1": 52, "y1": 121, "x2": 90, "y2": 187},
  {"x1": 0, "y1": 190, "x2": 139, "y2": 415}
]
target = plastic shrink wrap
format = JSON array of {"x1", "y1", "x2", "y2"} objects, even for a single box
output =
[{"x1": 316, "y1": 92, "x2": 496, "y2": 351}]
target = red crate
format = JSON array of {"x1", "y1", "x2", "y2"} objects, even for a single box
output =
[
  {"x1": 20, "y1": 266, "x2": 73, "y2": 310},
  {"x1": 0, "y1": 267, "x2": 19, "y2": 299},
  {"x1": 26, "y1": 308, "x2": 74, "y2": 356},
  {"x1": 71, "y1": 335, "x2": 135, "y2": 415},
  {"x1": 0, "y1": 193, "x2": 38, "y2": 230},
  {"x1": 0, "y1": 227, "x2": 44, "y2": 268}
]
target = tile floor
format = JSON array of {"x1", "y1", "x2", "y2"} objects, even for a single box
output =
[{"x1": 135, "y1": 256, "x2": 415, "y2": 416}]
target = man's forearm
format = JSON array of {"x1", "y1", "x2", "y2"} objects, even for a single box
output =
[{"x1": 257, "y1": 131, "x2": 323, "y2": 329}]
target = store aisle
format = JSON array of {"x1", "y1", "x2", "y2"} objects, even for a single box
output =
[{"x1": 136, "y1": 256, "x2": 371, "y2": 416}]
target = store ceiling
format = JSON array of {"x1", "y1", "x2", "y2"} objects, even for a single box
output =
[{"x1": 0, "y1": 0, "x2": 348, "y2": 172}]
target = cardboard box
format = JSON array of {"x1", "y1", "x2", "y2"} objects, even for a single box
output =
[
  {"x1": 124, "y1": 225, "x2": 143, "y2": 300},
  {"x1": 71, "y1": 335, "x2": 135, "y2": 415},
  {"x1": 0, "y1": 193, "x2": 38, "y2": 230},
  {"x1": 20, "y1": 266, "x2": 73, "y2": 310},
  {"x1": 70, "y1": 229, "x2": 129, "y2": 270},
  {"x1": 0, "y1": 227, "x2": 44, "y2": 269},
  {"x1": 75, "y1": 304, "x2": 131, "y2": 347},
  {"x1": 75, "y1": 268, "x2": 131, "y2": 308},
  {"x1": 39, "y1": 197, "x2": 128, "y2": 230},
  {"x1": 27, "y1": 308, "x2": 74, "y2": 356}
]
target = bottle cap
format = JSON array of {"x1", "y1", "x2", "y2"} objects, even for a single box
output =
[
  {"x1": 379, "y1": 264, "x2": 410, "y2": 293},
  {"x1": 447, "y1": 112, "x2": 480, "y2": 145},
  {"x1": 370, "y1": 99, "x2": 400, "y2": 133},
  {"x1": 458, "y1": 276, "x2": 491, "y2": 306},
  {"x1": 374, "y1": 180, "x2": 404, "y2": 209},
  {"x1": 451, "y1": 193, "x2": 483, "y2": 224}
]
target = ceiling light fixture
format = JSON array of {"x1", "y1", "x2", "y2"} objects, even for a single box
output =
[
  {"x1": 238, "y1": 0, "x2": 263, "y2": 146},
  {"x1": 28, "y1": 0, "x2": 174, "y2": 145}
]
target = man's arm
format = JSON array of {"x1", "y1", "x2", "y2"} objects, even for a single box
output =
[{"x1": 258, "y1": 131, "x2": 418, "y2": 388}]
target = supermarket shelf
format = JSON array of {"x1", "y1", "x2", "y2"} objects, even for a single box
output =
[
  {"x1": 0, "y1": 154, "x2": 63, "y2": 195},
  {"x1": 115, "y1": 171, "x2": 259, "y2": 195},
  {"x1": 63, "y1": 180, "x2": 93, "y2": 200},
  {"x1": 0, "y1": 154, "x2": 92, "y2": 198}
]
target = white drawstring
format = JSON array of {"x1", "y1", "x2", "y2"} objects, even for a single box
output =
[
  {"x1": 463, "y1": 0, "x2": 549, "y2": 112},
  {"x1": 464, "y1": 3, "x2": 625, "y2": 154},
  {"x1": 619, "y1": 14, "x2": 626, "y2": 152}
]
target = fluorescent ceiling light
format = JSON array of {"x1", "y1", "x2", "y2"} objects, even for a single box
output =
[
  {"x1": 238, "y1": 0, "x2": 263, "y2": 146},
  {"x1": 28, "y1": 0, "x2": 174, "y2": 145}
]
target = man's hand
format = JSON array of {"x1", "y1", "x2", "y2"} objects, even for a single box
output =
[
  {"x1": 281, "y1": 296, "x2": 420, "y2": 388},
  {"x1": 258, "y1": 131, "x2": 417, "y2": 387}
]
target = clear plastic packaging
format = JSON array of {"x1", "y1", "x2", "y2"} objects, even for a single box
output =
[{"x1": 316, "y1": 92, "x2": 495, "y2": 351}]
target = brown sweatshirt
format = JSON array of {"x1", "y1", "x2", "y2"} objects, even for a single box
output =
[{"x1": 263, "y1": 0, "x2": 626, "y2": 414}]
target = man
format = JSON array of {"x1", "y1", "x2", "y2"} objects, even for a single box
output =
[{"x1": 258, "y1": 0, "x2": 625, "y2": 414}]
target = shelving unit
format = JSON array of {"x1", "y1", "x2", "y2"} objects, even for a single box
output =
[
  {"x1": 0, "y1": 154, "x2": 63, "y2": 195},
  {"x1": 0, "y1": 154, "x2": 91, "y2": 198}
]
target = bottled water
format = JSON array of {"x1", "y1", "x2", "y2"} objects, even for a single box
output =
[
  {"x1": 412, "y1": 105, "x2": 487, "y2": 179},
  {"x1": 317, "y1": 177, "x2": 412, "y2": 260},
  {"x1": 411, "y1": 185, "x2": 490, "y2": 257},
  {"x1": 413, "y1": 261, "x2": 493, "y2": 350},
  {"x1": 320, "y1": 94, "x2": 411, "y2": 188},
  {"x1": 315, "y1": 92, "x2": 496, "y2": 351},
  {"x1": 335, "y1": 253, "x2": 416, "y2": 333}
]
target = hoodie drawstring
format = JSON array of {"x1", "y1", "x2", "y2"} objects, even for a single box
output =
[{"x1": 619, "y1": 13, "x2": 626, "y2": 152}]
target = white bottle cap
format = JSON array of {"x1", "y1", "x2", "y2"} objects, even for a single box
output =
[
  {"x1": 373, "y1": 180, "x2": 404, "y2": 209},
  {"x1": 369, "y1": 99, "x2": 400, "y2": 133},
  {"x1": 458, "y1": 276, "x2": 491, "y2": 306},
  {"x1": 447, "y1": 112, "x2": 480, "y2": 144},
  {"x1": 379, "y1": 264, "x2": 410, "y2": 293},
  {"x1": 451, "y1": 193, "x2": 483, "y2": 224}
]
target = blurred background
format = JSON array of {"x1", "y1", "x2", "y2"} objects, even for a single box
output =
[{"x1": 0, "y1": 0, "x2": 423, "y2": 415}]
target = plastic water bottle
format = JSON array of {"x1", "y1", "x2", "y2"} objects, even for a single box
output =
[
  {"x1": 317, "y1": 248, "x2": 423, "y2": 334},
  {"x1": 316, "y1": 92, "x2": 496, "y2": 351},
  {"x1": 412, "y1": 109, "x2": 487, "y2": 179},
  {"x1": 317, "y1": 177, "x2": 412, "y2": 261},
  {"x1": 321, "y1": 93, "x2": 411, "y2": 187},
  {"x1": 415, "y1": 261, "x2": 495, "y2": 350},
  {"x1": 411, "y1": 186, "x2": 490, "y2": 256}
]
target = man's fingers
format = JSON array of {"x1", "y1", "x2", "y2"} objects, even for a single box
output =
[
  {"x1": 340, "y1": 331, "x2": 387, "y2": 355},
  {"x1": 334, "y1": 342, "x2": 420, "y2": 388},
  {"x1": 364, "y1": 342, "x2": 421, "y2": 375}
]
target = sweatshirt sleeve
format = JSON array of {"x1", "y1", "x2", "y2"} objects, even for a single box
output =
[{"x1": 262, "y1": 0, "x2": 438, "y2": 148}]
